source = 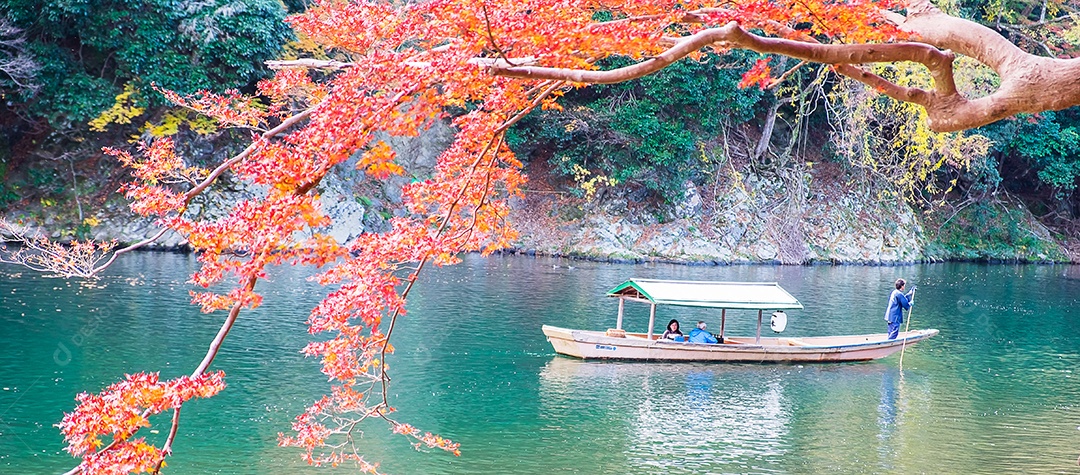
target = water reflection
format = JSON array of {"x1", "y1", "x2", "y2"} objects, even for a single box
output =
[
  {"x1": 877, "y1": 368, "x2": 898, "y2": 468},
  {"x1": 533, "y1": 359, "x2": 980, "y2": 474},
  {"x1": 539, "y1": 358, "x2": 791, "y2": 473}
]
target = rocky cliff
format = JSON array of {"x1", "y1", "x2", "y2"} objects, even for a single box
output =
[
  {"x1": 507, "y1": 161, "x2": 1068, "y2": 264},
  {"x1": 3, "y1": 124, "x2": 1071, "y2": 264}
]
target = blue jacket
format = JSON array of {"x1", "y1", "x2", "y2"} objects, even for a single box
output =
[
  {"x1": 688, "y1": 328, "x2": 718, "y2": 344},
  {"x1": 884, "y1": 289, "x2": 913, "y2": 324}
]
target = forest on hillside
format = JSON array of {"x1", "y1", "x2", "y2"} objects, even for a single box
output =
[{"x1": 2, "y1": 0, "x2": 1079, "y2": 255}]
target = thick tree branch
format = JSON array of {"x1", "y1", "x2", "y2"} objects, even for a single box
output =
[
  {"x1": 487, "y1": 20, "x2": 947, "y2": 113},
  {"x1": 885, "y1": 3, "x2": 1028, "y2": 74},
  {"x1": 885, "y1": 2, "x2": 1080, "y2": 131},
  {"x1": 488, "y1": 22, "x2": 952, "y2": 85},
  {"x1": 759, "y1": 20, "x2": 942, "y2": 115},
  {"x1": 486, "y1": 2, "x2": 1080, "y2": 132}
]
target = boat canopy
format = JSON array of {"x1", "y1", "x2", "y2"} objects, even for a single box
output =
[{"x1": 607, "y1": 279, "x2": 803, "y2": 310}]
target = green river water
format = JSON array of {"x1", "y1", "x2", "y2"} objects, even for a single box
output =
[{"x1": 1, "y1": 253, "x2": 1078, "y2": 474}]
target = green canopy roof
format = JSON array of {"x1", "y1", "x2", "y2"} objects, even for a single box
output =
[{"x1": 607, "y1": 279, "x2": 803, "y2": 310}]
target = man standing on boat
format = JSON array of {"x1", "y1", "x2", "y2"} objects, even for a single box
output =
[{"x1": 884, "y1": 279, "x2": 916, "y2": 340}]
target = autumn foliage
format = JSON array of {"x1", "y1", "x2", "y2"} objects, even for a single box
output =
[
  {"x1": 58, "y1": 372, "x2": 225, "y2": 474},
  {"x1": 41, "y1": 0, "x2": 1011, "y2": 473}
]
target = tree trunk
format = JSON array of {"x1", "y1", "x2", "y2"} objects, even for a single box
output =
[{"x1": 754, "y1": 95, "x2": 782, "y2": 161}]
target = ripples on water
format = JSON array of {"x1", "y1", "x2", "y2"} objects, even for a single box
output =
[{"x1": 1, "y1": 254, "x2": 1078, "y2": 474}]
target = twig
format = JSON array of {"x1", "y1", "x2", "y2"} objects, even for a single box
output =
[
  {"x1": 151, "y1": 406, "x2": 182, "y2": 474},
  {"x1": 480, "y1": 2, "x2": 517, "y2": 66}
]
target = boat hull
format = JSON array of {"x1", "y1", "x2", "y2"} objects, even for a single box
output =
[{"x1": 542, "y1": 325, "x2": 939, "y2": 362}]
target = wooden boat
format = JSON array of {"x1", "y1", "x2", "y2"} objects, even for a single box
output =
[{"x1": 542, "y1": 279, "x2": 938, "y2": 362}]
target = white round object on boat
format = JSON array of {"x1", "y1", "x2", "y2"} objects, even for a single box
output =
[{"x1": 770, "y1": 311, "x2": 788, "y2": 333}]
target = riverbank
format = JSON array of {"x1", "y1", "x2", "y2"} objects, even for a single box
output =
[
  {"x1": 506, "y1": 160, "x2": 1074, "y2": 265},
  {"x1": 3, "y1": 162, "x2": 1075, "y2": 265},
  {"x1": 2, "y1": 126, "x2": 1075, "y2": 264}
]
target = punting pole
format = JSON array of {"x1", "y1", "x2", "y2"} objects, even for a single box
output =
[
  {"x1": 899, "y1": 287, "x2": 917, "y2": 370},
  {"x1": 720, "y1": 309, "x2": 726, "y2": 340},
  {"x1": 756, "y1": 309, "x2": 763, "y2": 344},
  {"x1": 647, "y1": 303, "x2": 656, "y2": 340},
  {"x1": 616, "y1": 298, "x2": 624, "y2": 330}
]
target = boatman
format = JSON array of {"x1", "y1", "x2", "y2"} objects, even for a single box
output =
[{"x1": 884, "y1": 278, "x2": 916, "y2": 340}]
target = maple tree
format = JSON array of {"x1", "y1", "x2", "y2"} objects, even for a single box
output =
[{"x1": 6, "y1": 0, "x2": 1080, "y2": 473}]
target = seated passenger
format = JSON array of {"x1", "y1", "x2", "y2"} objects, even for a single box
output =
[
  {"x1": 661, "y1": 319, "x2": 684, "y2": 341},
  {"x1": 688, "y1": 321, "x2": 718, "y2": 344}
]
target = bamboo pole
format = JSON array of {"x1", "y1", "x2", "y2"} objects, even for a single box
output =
[
  {"x1": 616, "y1": 298, "x2": 624, "y2": 330},
  {"x1": 720, "y1": 309, "x2": 726, "y2": 340},
  {"x1": 756, "y1": 309, "x2": 762, "y2": 344},
  {"x1": 899, "y1": 288, "x2": 917, "y2": 370},
  {"x1": 647, "y1": 303, "x2": 656, "y2": 340}
]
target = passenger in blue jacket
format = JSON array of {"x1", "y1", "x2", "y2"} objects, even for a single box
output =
[
  {"x1": 688, "y1": 321, "x2": 719, "y2": 344},
  {"x1": 884, "y1": 278, "x2": 916, "y2": 340}
]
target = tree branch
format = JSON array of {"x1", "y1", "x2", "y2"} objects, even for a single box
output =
[
  {"x1": 378, "y1": 79, "x2": 562, "y2": 415},
  {"x1": 759, "y1": 19, "x2": 942, "y2": 111},
  {"x1": 89, "y1": 228, "x2": 170, "y2": 274},
  {"x1": 266, "y1": 59, "x2": 356, "y2": 70},
  {"x1": 484, "y1": 2, "x2": 1080, "y2": 132},
  {"x1": 182, "y1": 108, "x2": 314, "y2": 204},
  {"x1": 54, "y1": 108, "x2": 317, "y2": 473},
  {"x1": 884, "y1": 2, "x2": 1080, "y2": 130},
  {"x1": 487, "y1": 22, "x2": 952, "y2": 89},
  {"x1": 151, "y1": 407, "x2": 182, "y2": 474}
]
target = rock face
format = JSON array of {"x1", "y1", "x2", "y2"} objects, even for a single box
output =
[
  {"x1": 511, "y1": 169, "x2": 932, "y2": 264},
  {"x1": 18, "y1": 121, "x2": 457, "y2": 251}
]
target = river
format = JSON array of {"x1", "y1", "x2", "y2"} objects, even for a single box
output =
[{"x1": 1, "y1": 253, "x2": 1078, "y2": 474}]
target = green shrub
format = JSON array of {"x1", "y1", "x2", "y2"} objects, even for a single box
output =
[
  {"x1": 508, "y1": 50, "x2": 765, "y2": 202},
  {"x1": 4, "y1": 0, "x2": 293, "y2": 130},
  {"x1": 926, "y1": 202, "x2": 1068, "y2": 261}
]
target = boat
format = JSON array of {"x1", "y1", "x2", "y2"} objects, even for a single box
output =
[{"x1": 541, "y1": 279, "x2": 938, "y2": 362}]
